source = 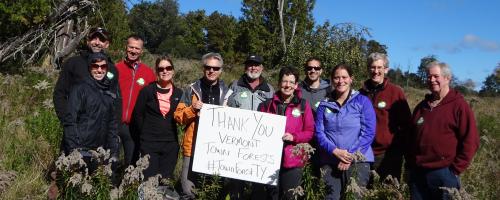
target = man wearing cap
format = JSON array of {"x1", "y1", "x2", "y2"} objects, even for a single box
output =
[
  {"x1": 54, "y1": 27, "x2": 120, "y2": 123},
  {"x1": 115, "y1": 34, "x2": 156, "y2": 167},
  {"x1": 227, "y1": 54, "x2": 274, "y2": 110},
  {"x1": 62, "y1": 52, "x2": 119, "y2": 171},
  {"x1": 299, "y1": 57, "x2": 330, "y2": 114},
  {"x1": 174, "y1": 52, "x2": 230, "y2": 198},
  {"x1": 225, "y1": 54, "x2": 274, "y2": 199}
]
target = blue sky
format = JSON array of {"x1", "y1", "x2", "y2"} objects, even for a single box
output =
[{"x1": 130, "y1": 0, "x2": 500, "y2": 88}]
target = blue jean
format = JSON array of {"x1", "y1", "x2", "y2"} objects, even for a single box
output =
[
  {"x1": 409, "y1": 167, "x2": 461, "y2": 200},
  {"x1": 321, "y1": 162, "x2": 370, "y2": 200}
]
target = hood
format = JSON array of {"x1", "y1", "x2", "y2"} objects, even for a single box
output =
[
  {"x1": 300, "y1": 79, "x2": 330, "y2": 92},
  {"x1": 360, "y1": 78, "x2": 389, "y2": 94},
  {"x1": 425, "y1": 88, "x2": 463, "y2": 107},
  {"x1": 237, "y1": 74, "x2": 272, "y2": 92},
  {"x1": 272, "y1": 88, "x2": 303, "y2": 103},
  {"x1": 321, "y1": 90, "x2": 360, "y2": 110}
]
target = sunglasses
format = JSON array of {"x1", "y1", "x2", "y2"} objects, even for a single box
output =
[
  {"x1": 306, "y1": 66, "x2": 322, "y2": 71},
  {"x1": 203, "y1": 65, "x2": 222, "y2": 71},
  {"x1": 157, "y1": 66, "x2": 174, "y2": 72},
  {"x1": 90, "y1": 63, "x2": 108, "y2": 69}
]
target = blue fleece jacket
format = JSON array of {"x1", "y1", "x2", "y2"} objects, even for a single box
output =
[{"x1": 315, "y1": 90, "x2": 376, "y2": 164}]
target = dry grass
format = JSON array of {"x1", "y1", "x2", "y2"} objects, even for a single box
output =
[{"x1": 0, "y1": 59, "x2": 498, "y2": 199}]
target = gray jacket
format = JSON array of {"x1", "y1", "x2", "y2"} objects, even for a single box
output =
[
  {"x1": 227, "y1": 75, "x2": 274, "y2": 111},
  {"x1": 299, "y1": 79, "x2": 330, "y2": 112}
]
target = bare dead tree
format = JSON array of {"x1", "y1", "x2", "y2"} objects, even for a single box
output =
[
  {"x1": 277, "y1": 0, "x2": 298, "y2": 54},
  {"x1": 277, "y1": 0, "x2": 287, "y2": 53},
  {"x1": 0, "y1": 0, "x2": 96, "y2": 68}
]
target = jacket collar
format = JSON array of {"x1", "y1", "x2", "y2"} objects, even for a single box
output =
[
  {"x1": 361, "y1": 78, "x2": 389, "y2": 93},
  {"x1": 300, "y1": 79, "x2": 330, "y2": 92},
  {"x1": 237, "y1": 74, "x2": 272, "y2": 92}
]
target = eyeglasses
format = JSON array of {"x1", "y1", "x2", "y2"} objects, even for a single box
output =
[
  {"x1": 90, "y1": 63, "x2": 108, "y2": 69},
  {"x1": 203, "y1": 65, "x2": 222, "y2": 71},
  {"x1": 157, "y1": 66, "x2": 174, "y2": 72},
  {"x1": 306, "y1": 66, "x2": 322, "y2": 71},
  {"x1": 369, "y1": 66, "x2": 387, "y2": 71},
  {"x1": 280, "y1": 80, "x2": 296, "y2": 85}
]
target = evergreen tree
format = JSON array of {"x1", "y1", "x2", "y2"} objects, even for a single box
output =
[
  {"x1": 237, "y1": 0, "x2": 315, "y2": 68},
  {"x1": 180, "y1": 10, "x2": 207, "y2": 58},
  {"x1": 206, "y1": 12, "x2": 239, "y2": 63},
  {"x1": 0, "y1": 0, "x2": 51, "y2": 42},
  {"x1": 89, "y1": 0, "x2": 131, "y2": 57},
  {"x1": 479, "y1": 64, "x2": 500, "y2": 96},
  {"x1": 416, "y1": 55, "x2": 438, "y2": 88},
  {"x1": 128, "y1": 0, "x2": 182, "y2": 54}
]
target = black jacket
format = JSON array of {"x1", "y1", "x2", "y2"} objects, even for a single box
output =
[
  {"x1": 131, "y1": 83, "x2": 183, "y2": 142},
  {"x1": 62, "y1": 77, "x2": 119, "y2": 156},
  {"x1": 53, "y1": 50, "x2": 121, "y2": 122}
]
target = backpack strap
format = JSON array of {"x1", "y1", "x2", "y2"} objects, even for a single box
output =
[{"x1": 300, "y1": 98, "x2": 306, "y2": 113}]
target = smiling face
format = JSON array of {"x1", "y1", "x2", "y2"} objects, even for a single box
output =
[
  {"x1": 332, "y1": 68, "x2": 353, "y2": 95},
  {"x1": 279, "y1": 74, "x2": 298, "y2": 98},
  {"x1": 125, "y1": 38, "x2": 144, "y2": 61},
  {"x1": 305, "y1": 59, "x2": 322, "y2": 82},
  {"x1": 87, "y1": 37, "x2": 109, "y2": 53},
  {"x1": 368, "y1": 59, "x2": 388, "y2": 84},
  {"x1": 90, "y1": 59, "x2": 108, "y2": 81},
  {"x1": 427, "y1": 65, "x2": 450, "y2": 94},
  {"x1": 245, "y1": 62, "x2": 263, "y2": 79},
  {"x1": 156, "y1": 60, "x2": 174, "y2": 83},
  {"x1": 203, "y1": 58, "x2": 222, "y2": 82}
]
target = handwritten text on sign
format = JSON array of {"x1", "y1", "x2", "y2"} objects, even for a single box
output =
[{"x1": 192, "y1": 104, "x2": 286, "y2": 185}]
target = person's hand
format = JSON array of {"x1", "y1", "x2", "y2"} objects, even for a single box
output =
[
  {"x1": 181, "y1": 157, "x2": 195, "y2": 198},
  {"x1": 192, "y1": 101, "x2": 203, "y2": 110},
  {"x1": 338, "y1": 161, "x2": 351, "y2": 171},
  {"x1": 282, "y1": 133, "x2": 294, "y2": 142},
  {"x1": 181, "y1": 178, "x2": 195, "y2": 197},
  {"x1": 333, "y1": 148, "x2": 352, "y2": 164}
]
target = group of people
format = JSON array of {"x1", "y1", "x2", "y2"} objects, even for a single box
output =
[{"x1": 53, "y1": 27, "x2": 480, "y2": 200}]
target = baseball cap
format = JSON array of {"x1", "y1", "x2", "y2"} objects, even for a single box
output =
[
  {"x1": 244, "y1": 54, "x2": 263, "y2": 64},
  {"x1": 88, "y1": 27, "x2": 110, "y2": 42}
]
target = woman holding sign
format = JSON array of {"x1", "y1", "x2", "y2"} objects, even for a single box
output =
[
  {"x1": 258, "y1": 66, "x2": 314, "y2": 199},
  {"x1": 131, "y1": 55, "x2": 183, "y2": 184},
  {"x1": 315, "y1": 64, "x2": 376, "y2": 200}
]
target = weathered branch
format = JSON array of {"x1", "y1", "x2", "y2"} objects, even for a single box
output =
[
  {"x1": 0, "y1": 0, "x2": 95, "y2": 68},
  {"x1": 278, "y1": 0, "x2": 287, "y2": 53}
]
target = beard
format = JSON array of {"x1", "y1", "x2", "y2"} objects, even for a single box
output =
[{"x1": 246, "y1": 71, "x2": 262, "y2": 79}]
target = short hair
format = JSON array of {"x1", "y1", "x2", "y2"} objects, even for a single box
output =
[
  {"x1": 367, "y1": 52, "x2": 389, "y2": 68},
  {"x1": 278, "y1": 66, "x2": 300, "y2": 83},
  {"x1": 426, "y1": 61, "x2": 452, "y2": 78},
  {"x1": 202, "y1": 52, "x2": 223, "y2": 67},
  {"x1": 155, "y1": 55, "x2": 174, "y2": 70},
  {"x1": 304, "y1": 57, "x2": 321, "y2": 67},
  {"x1": 127, "y1": 34, "x2": 144, "y2": 42},
  {"x1": 330, "y1": 63, "x2": 353, "y2": 78}
]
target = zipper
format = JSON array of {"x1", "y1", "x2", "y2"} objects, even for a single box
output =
[{"x1": 124, "y1": 66, "x2": 137, "y2": 122}]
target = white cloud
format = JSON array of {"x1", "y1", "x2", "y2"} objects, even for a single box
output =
[
  {"x1": 419, "y1": 34, "x2": 500, "y2": 53},
  {"x1": 461, "y1": 34, "x2": 500, "y2": 51}
]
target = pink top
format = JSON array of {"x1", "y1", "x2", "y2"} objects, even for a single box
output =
[{"x1": 157, "y1": 88, "x2": 173, "y2": 117}]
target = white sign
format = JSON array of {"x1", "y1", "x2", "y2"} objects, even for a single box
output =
[{"x1": 192, "y1": 104, "x2": 286, "y2": 185}]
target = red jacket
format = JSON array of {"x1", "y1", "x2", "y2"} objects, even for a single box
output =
[
  {"x1": 360, "y1": 78, "x2": 411, "y2": 155},
  {"x1": 116, "y1": 60, "x2": 156, "y2": 124},
  {"x1": 409, "y1": 89, "x2": 480, "y2": 175}
]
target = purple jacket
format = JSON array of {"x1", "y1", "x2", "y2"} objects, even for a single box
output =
[
  {"x1": 315, "y1": 90, "x2": 376, "y2": 164},
  {"x1": 258, "y1": 91, "x2": 315, "y2": 168}
]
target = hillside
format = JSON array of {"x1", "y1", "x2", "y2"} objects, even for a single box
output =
[{"x1": 0, "y1": 61, "x2": 498, "y2": 199}]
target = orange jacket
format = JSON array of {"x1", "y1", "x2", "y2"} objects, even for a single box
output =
[{"x1": 174, "y1": 79, "x2": 229, "y2": 156}]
